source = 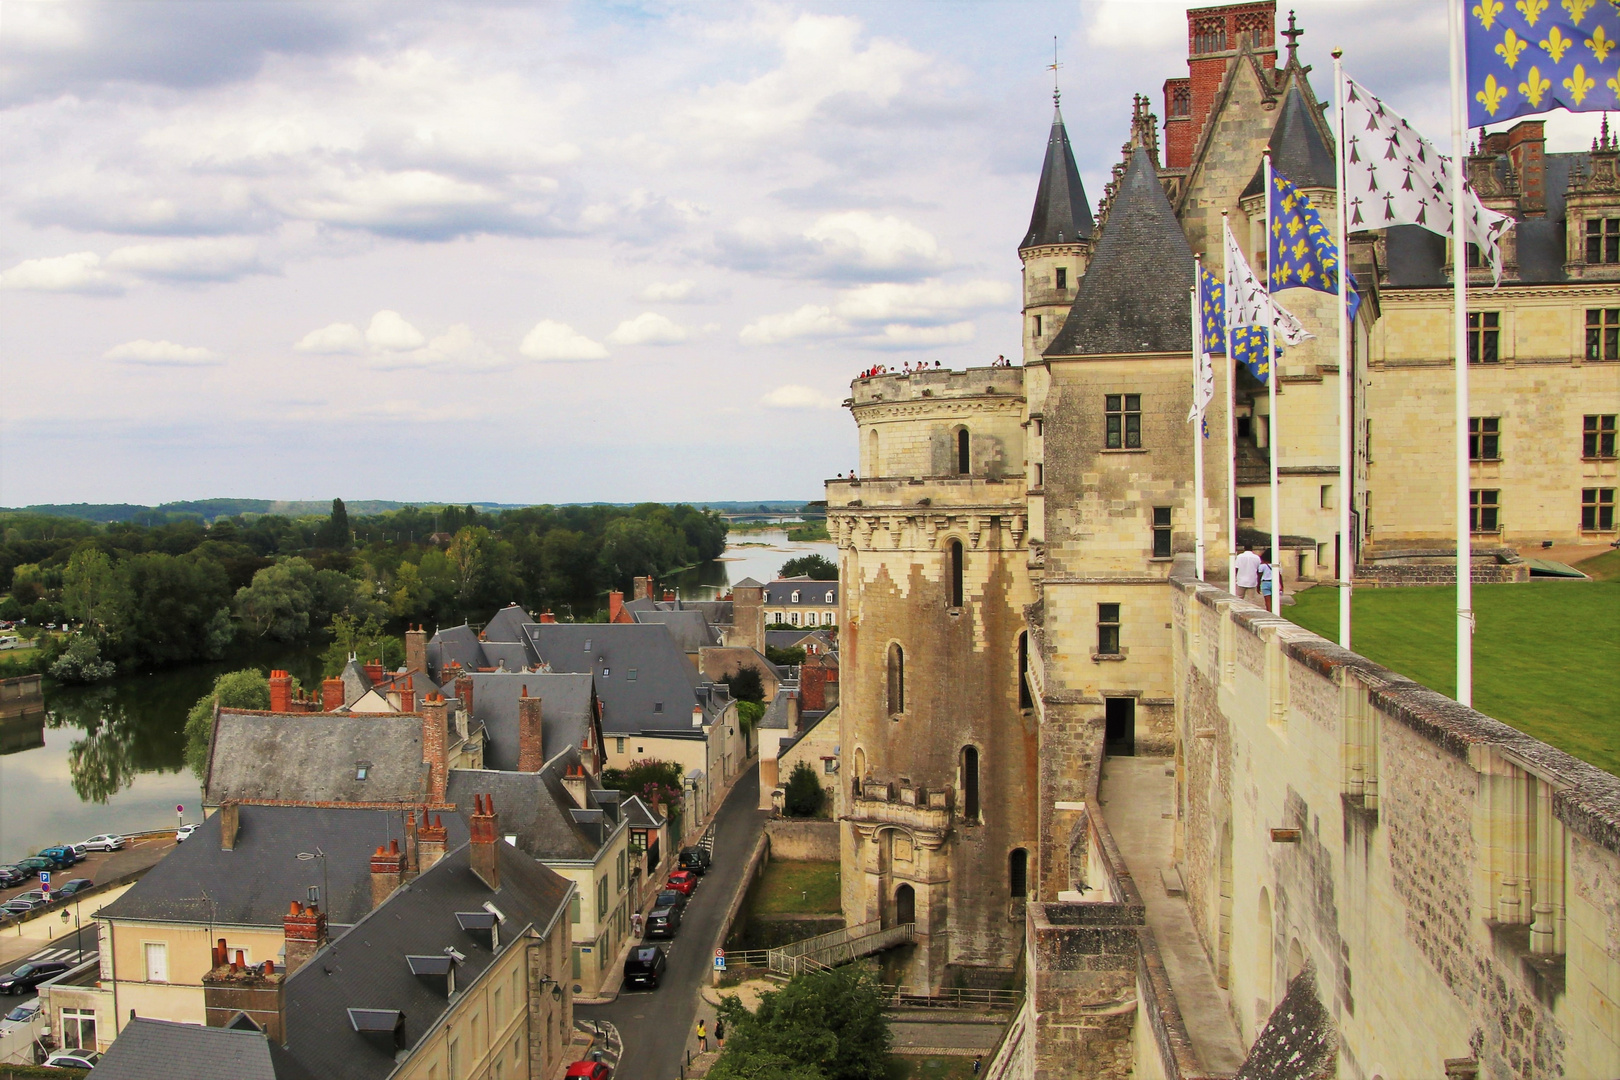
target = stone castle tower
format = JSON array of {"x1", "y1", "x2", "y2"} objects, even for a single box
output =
[{"x1": 1019, "y1": 94, "x2": 1094, "y2": 365}]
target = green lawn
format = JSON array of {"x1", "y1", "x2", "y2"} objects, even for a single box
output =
[
  {"x1": 1289, "y1": 576, "x2": 1620, "y2": 776},
  {"x1": 751, "y1": 860, "x2": 841, "y2": 915},
  {"x1": 885, "y1": 1055, "x2": 982, "y2": 1080}
]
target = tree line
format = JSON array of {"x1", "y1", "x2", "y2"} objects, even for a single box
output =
[{"x1": 0, "y1": 500, "x2": 728, "y2": 681}]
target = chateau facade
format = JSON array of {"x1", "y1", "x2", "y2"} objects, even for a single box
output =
[{"x1": 830, "y1": 4, "x2": 1620, "y2": 1076}]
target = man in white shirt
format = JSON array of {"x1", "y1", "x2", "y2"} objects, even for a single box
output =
[{"x1": 1234, "y1": 545, "x2": 1263, "y2": 603}]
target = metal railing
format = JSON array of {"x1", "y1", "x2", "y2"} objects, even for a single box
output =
[
  {"x1": 884, "y1": 985, "x2": 1023, "y2": 1010},
  {"x1": 767, "y1": 919, "x2": 915, "y2": 976}
]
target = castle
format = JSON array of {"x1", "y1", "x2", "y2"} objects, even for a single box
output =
[{"x1": 829, "y1": 5, "x2": 1620, "y2": 1077}]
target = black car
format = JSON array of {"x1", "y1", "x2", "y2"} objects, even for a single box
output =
[
  {"x1": 678, "y1": 847, "x2": 711, "y2": 876},
  {"x1": 0, "y1": 866, "x2": 25, "y2": 888},
  {"x1": 622, "y1": 946, "x2": 667, "y2": 989},
  {"x1": 0, "y1": 960, "x2": 70, "y2": 994},
  {"x1": 654, "y1": 888, "x2": 687, "y2": 915},
  {"x1": 645, "y1": 906, "x2": 681, "y2": 939},
  {"x1": 54, "y1": 879, "x2": 93, "y2": 898}
]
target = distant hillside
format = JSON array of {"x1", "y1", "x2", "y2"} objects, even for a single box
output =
[{"x1": 4, "y1": 498, "x2": 809, "y2": 525}]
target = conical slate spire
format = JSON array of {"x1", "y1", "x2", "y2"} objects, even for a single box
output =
[
  {"x1": 1044, "y1": 146, "x2": 1193, "y2": 357},
  {"x1": 1242, "y1": 85, "x2": 1337, "y2": 198},
  {"x1": 1021, "y1": 106, "x2": 1095, "y2": 250}
]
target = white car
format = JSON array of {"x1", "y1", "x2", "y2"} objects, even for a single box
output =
[
  {"x1": 175, "y1": 823, "x2": 199, "y2": 843},
  {"x1": 79, "y1": 834, "x2": 125, "y2": 852},
  {"x1": 44, "y1": 1049, "x2": 100, "y2": 1069},
  {"x1": 0, "y1": 998, "x2": 41, "y2": 1033}
]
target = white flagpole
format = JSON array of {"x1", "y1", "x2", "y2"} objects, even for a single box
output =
[
  {"x1": 1334, "y1": 48, "x2": 1353, "y2": 650},
  {"x1": 1264, "y1": 149, "x2": 1282, "y2": 613},
  {"x1": 1448, "y1": 0, "x2": 1474, "y2": 706},
  {"x1": 1191, "y1": 263, "x2": 1206, "y2": 581},
  {"x1": 1223, "y1": 212, "x2": 1238, "y2": 589}
]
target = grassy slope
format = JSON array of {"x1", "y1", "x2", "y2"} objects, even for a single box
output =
[
  {"x1": 1289, "y1": 575, "x2": 1620, "y2": 776},
  {"x1": 749, "y1": 860, "x2": 841, "y2": 915}
]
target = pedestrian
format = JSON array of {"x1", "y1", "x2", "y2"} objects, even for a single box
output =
[
  {"x1": 632, "y1": 910, "x2": 643, "y2": 938},
  {"x1": 1259, "y1": 551, "x2": 1275, "y2": 611},
  {"x1": 1234, "y1": 544, "x2": 1262, "y2": 603},
  {"x1": 715, "y1": 1017, "x2": 725, "y2": 1048},
  {"x1": 697, "y1": 1019, "x2": 708, "y2": 1053},
  {"x1": 972, "y1": 1054, "x2": 983, "y2": 1074}
]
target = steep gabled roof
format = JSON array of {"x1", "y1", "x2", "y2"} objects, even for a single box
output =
[
  {"x1": 1045, "y1": 147, "x2": 1194, "y2": 357},
  {"x1": 1022, "y1": 105, "x2": 1095, "y2": 249},
  {"x1": 464, "y1": 671, "x2": 595, "y2": 770},
  {"x1": 1241, "y1": 85, "x2": 1337, "y2": 198},
  {"x1": 92, "y1": 1017, "x2": 319, "y2": 1080},
  {"x1": 480, "y1": 603, "x2": 533, "y2": 643}
]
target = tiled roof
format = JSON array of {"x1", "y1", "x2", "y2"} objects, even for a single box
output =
[
  {"x1": 464, "y1": 671, "x2": 595, "y2": 771},
  {"x1": 206, "y1": 712, "x2": 429, "y2": 805},
  {"x1": 525, "y1": 623, "x2": 711, "y2": 738},
  {"x1": 1022, "y1": 105, "x2": 1095, "y2": 249},
  {"x1": 92, "y1": 1018, "x2": 317, "y2": 1080},
  {"x1": 1241, "y1": 85, "x2": 1337, "y2": 198}
]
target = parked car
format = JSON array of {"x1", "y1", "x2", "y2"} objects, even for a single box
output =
[
  {"x1": 15, "y1": 855, "x2": 64, "y2": 875},
  {"x1": 0, "y1": 866, "x2": 26, "y2": 887},
  {"x1": 38, "y1": 846, "x2": 81, "y2": 866},
  {"x1": 3, "y1": 897, "x2": 46, "y2": 916},
  {"x1": 79, "y1": 834, "x2": 126, "y2": 852},
  {"x1": 645, "y1": 905, "x2": 681, "y2": 939},
  {"x1": 55, "y1": 879, "x2": 94, "y2": 898},
  {"x1": 43, "y1": 1050, "x2": 101, "y2": 1070},
  {"x1": 622, "y1": 945, "x2": 667, "y2": 990},
  {"x1": 564, "y1": 1061, "x2": 613, "y2": 1080},
  {"x1": 0, "y1": 960, "x2": 70, "y2": 994},
  {"x1": 0, "y1": 999, "x2": 41, "y2": 1031},
  {"x1": 653, "y1": 888, "x2": 687, "y2": 914},
  {"x1": 678, "y1": 847, "x2": 711, "y2": 875},
  {"x1": 664, "y1": 870, "x2": 697, "y2": 896},
  {"x1": 176, "y1": 823, "x2": 200, "y2": 843}
]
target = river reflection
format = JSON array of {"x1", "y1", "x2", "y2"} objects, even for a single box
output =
[{"x1": 665, "y1": 529, "x2": 836, "y2": 598}]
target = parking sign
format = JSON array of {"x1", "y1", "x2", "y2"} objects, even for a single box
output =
[{"x1": 39, "y1": 871, "x2": 50, "y2": 895}]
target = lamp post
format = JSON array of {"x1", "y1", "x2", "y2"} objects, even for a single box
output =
[{"x1": 59, "y1": 904, "x2": 83, "y2": 967}]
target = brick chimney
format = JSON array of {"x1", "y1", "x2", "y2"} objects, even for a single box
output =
[
  {"x1": 400, "y1": 674, "x2": 416, "y2": 715},
  {"x1": 419, "y1": 812, "x2": 448, "y2": 872},
  {"x1": 219, "y1": 801, "x2": 240, "y2": 851},
  {"x1": 204, "y1": 944, "x2": 285, "y2": 1042},
  {"x1": 321, "y1": 677, "x2": 345, "y2": 712},
  {"x1": 455, "y1": 672, "x2": 474, "y2": 717},
  {"x1": 663, "y1": 591, "x2": 676, "y2": 603},
  {"x1": 539, "y1": 611, "x2": 557, "y2": 623},
  {"x1": 370, "y1": 840, "x2": 406, "y2": 909},
  {"x1": 469, "y1": 794, "x2": 500, "y2": 891},
  {"x1": 1169, "y1": 2, "x2": 1278, "y2": 171},
  {"x1": 608, "y1": 591, "x2": 626, "y2": 624},
  {"x1": 283, "y1": 901, "x2": 328, "y2": 976},
  {"x1": 365, "y1": 658, "x2": 384, "y2": 685},
  {"x1": 405, "y1": 625, "x2": 427, "y2": 675},
  {"x1": 421, "y1": 695, "x2": 448, "y2": 803},
  {"x1": 269, "y1": 670, "x2": 292, "y2": 713},
  {"x1": 634, "y1": 575, "x2": 655, "y2": 601},
  {"x1": 404, "y1": 808, "x2": 420, "y2": 880},
  {"x1": 518, "y1": 688, "x2": 544, "y2": 772}
]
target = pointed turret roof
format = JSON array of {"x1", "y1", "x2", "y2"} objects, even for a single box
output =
[
  {"x1": 1044, "y1": 147, "x2": 1193, "y2": 357},
  {"x1": 1021, "y1": 105, "x2": 1095, "y2": 249},
  {"x1": 1242, "y1": 85, "x2": 1337, "y2": 198}
]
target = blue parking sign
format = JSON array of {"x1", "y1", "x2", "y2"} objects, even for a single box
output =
[{"x1": 39, "y1": 871, "x2": 50, "y2": 891}]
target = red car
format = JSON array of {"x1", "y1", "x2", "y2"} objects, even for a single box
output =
[
  {"x1": 665, "y1": 870, "x2": 698, "y2": 895},
  {"x1": 565, "y1": 1061, "x2": 612, "y2": 1080}
]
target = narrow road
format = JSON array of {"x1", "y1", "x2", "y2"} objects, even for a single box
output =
[{"x1": 578, "y1": 763, "x2": 767, "y2": 1080}]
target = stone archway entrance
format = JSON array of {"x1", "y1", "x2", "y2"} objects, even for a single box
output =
[{"x1": 894, "y1": 883, "x2": 915, "y2": 926}]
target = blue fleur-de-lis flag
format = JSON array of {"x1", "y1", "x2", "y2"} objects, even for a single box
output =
[
  {"x1": 1467, "y1": 0, "x2": 1620, "y2": 127},
  {"x1": 1267, "y1": 168, "x2": 1364, "y2": 327},
  {"x1": 1232, "y1": 326, "x2": 1277, "y2": 385},
  {"x1": 1199, "y1": 261, "x2": 1278, "y2": 384}
]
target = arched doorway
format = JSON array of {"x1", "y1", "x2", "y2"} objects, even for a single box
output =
[{"x1": 894, "y1": 883, "x2": 915, "y2": 926}]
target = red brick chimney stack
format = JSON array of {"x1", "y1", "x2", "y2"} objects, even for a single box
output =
[
  {"x1": 405, "y1": 625, "x2": 427, "y2": 675},
  {"x1": 321, "y1": 677, "x2": 345, "y2": 712},
  {"x1": 365, "y1": 658, "x2": 384, "y2": 685},
  {"x1": 404, "y1": 807, "x2": 420, "y2": 879},
  {"x1": 455, "y1": 672, "x2": 474, "y2": 716},
  {"x1": 370, "y1": 839, "x2": 406, "y2": 909},
  {"x1": 539, "y1": 611, "x2": 557, "y2": 623},
  {"x1": 1163, "y1": 2, "x2": 1278, "y2": 171},
  {"x1": 269, "y1": 670, "x2": 292, "y2": 713},
  {"x1": 419, "y1": 812, "x2": 448, "y2": 871},
  {"x1": 517, "y1": 689, "x2": 544, "y2": 772},
  {"x1": 469, "y1": 794, "x2": 500, "y2": 891},
  {"x1": 663, "y1": 591, "x2": 675, "y2": 603},
  {"x1": 608, "y1": 591, "x2": 626, "y2": 623},
  {"x1": 283, "y1": 900, "x2": 328, "y2": 975},
  {"x1": 400, "y1": 674, "x2": 416, "y2": 714},
  {"x1": 421, "y1": 694, "x2": 448, "y2": 802}
]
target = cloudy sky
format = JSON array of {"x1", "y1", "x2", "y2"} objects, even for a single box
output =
[{"x1": 0, "y1": 1, "x2": 1603, "y2": 507}]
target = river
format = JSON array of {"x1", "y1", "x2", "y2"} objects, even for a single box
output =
[{"x1": 0, "y1": 530, "x2": 835, "y2": 864}]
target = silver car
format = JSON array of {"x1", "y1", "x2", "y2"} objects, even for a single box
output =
[{"x1": 79, "y1": 833, "x2": 126, "y2": 852}]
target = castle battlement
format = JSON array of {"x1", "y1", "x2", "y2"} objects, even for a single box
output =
[{"x1": 850, "y1": 365, "x2": 1025, "y2": 408}]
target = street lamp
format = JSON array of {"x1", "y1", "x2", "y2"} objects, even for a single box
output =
[{"x1": 58, "y1": 905, "x2": 83, "y2": 967}]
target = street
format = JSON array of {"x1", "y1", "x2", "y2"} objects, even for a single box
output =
[{"x1": 578, "y1": 762, "x2": 768, "y2": 1080}]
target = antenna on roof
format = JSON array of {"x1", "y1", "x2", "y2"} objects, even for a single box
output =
[{"x1": 1048, "y1": 35, "x2": 1062, "y2": 108}]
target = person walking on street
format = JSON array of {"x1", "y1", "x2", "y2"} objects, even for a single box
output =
[
  {"x1": 1259, "y1": 551, "x2": 1275, "y2": 612},
  {"x1": 632, "y1": 910, "x2": 643, "y2": 938},
  {"x1": 1234, "y1": 544, "x2": 1263, "y2": 603},
  {"x1": 697, "y1": 1019, "x2": 708, "y2": 1053},
  {"x1": 715, "y1": 1017, "x2": 725, "y2": 1049}
]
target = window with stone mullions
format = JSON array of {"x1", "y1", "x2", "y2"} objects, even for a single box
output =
[
  {"x1": 1097, "y1": 604, "x2": 1121, "y2": 655},
  {"x1": 1467, "y1": 312, "x2": 1499, "y2": 364},
  {"x1": 1470, "y1": 489, "x2": 1500, "y2": 533},
  {"x1": 1587, "y1": 217, "x2": 1620, "y2": 263},
  {"x1": 1582, "y1": 488, "x2": 1616, "y2": 530},
  {"x1": 1586, "y1": 310, "x2": 1620, "y2": 360},
  {"x1": 1585, "y1": 414, "x2": 1617, "y2": 458},
  {"x1": 1151, "y1": 507, "x2": 1172, "y2": 558},
  {"x1": 1469, "y1": 417, "x2": 1500, "y2": 461},
  {"x1": 1106, "y1": 394, "x2": 1142, "y2": 449}
]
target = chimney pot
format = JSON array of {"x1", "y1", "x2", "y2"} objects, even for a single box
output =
[{"x1": 469, "y1": 791, "x2": 500, "y2": 890}]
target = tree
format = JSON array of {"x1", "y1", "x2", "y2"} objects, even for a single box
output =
[
  {"x1": 122, "y1": 553, "x2": 231, "y2": 666},
  {"x1": 184, "y1": 668, "x2": 274, "y2": 776},
  {"x1": 233, "y1": 557, "x2": 316, "y2": 640},
  {"x1": 321, "y1": 614, "x2": 403, "y2": 677},
  {"x1": 601, "y1": 758, "x2": 685, "y2": 833},
  {"x1": 766, "y1": 645, "x2": 806, "y2": 666},
  {"x1": 721, "y1": 665, "x2": 765, "y2": 703},
  {"x1": 783, "y1": 761, "x2": 826, "y2": 818},
  {"x1": 49, "y1": 634, "x2": 117, "y2": 684},
  {"x1": 710, "y1": 967, "x2": 891, "y2": 1080},
  {"x1": 316, "y1": 498, "x2": 351, "y2": 550},
  {"x1": 779, "y1": 554, "x2": 837, "y2": 580},
  {"x1": 61, "y1": 546, "x2": 130, "y2": 639}
]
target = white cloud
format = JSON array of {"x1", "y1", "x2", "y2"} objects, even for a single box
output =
[
  {"x1": 863, "y1": 321, "x2": 976, "y2": 349},
  {"x1": 104, "y1": 237, "x2": 272, "y2": 282},
  {"x1": 1085, "y1": 2, "x2": 1186, "y2": 51},
  {"x1": 0, "y1": 252, "x2": 115, "y2": 294},
  {"x1": 835, "y1": 279, "x2": 1012, "y2": 324},
  {"x1": 607, "y1": 312, "x2": 690, "y2": 346},
  {"x1": 739, "y1": 304, "x2": 849, "y2": 346},
  {"x1": 805, "y1": 212, "x2": 946, "y2": 274},
  {"x1": 104, "y1": 339, "x2": 220, "y2": 366},
  {"x1": 640, "y1": 279, "x2": 699, "y2": 302},
  {"x1": 715, "y1": 211, "x2": 949, "y2": 281},
  {"x1": 519, "y1": 320, "x2": 609, "y2": 362},
  {"x1": 366, "y1": 323, "x2": 508, "y2": 371},
  {"x1": 761, "y1": 384, "x2": 841, "y2": 409},
  {"x1": 366, "y1": 310, "x2": 427, "y2": 351},
  {"x1": 295, "y1": 322, "x2": 366, "y2": 355}
]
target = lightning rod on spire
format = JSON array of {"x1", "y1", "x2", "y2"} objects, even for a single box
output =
[{"x1": 1049, "y1": 36, "x2": 1062, "y2": 108}]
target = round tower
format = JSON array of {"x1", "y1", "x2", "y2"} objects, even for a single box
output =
[
  {"x1": 828, "y1": 365, "x2": 1036, "y2": 989},
  {"x1": 1020, "y1": 92, "x2": 1095, "y2": 364}
]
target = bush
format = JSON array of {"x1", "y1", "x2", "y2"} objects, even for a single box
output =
[
  {"x1": 783, "y1": 761, "x2": 827, "y2": 818},
  {"x1": 736, "y1": 698, "x2": 764, "y2": 734},
  {"x1": 765, "y1": 645, "x2": 806, "y2": 666},
  {"x1": 48, "y1": 635, "x2": 117, "y2": 684},
  {"x1": 184, "y1": 669, "x2": 274, "y2": 776},
  {"x1": 779, "y1": 553, "x2": 836, "y2": 579},
  {"x1": 601, "y1": 758, "x2": 684, "y2": 834},
  {"x1": 721, "y1": 666, "x2": 764, "y2": 703},
  {"x1": 710, "y1": 967, "x2": 890, "y2": 1080}
]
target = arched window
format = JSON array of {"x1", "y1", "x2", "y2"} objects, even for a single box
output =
[
  {"x1": 956, "y1": 428, "x2": 970, "y2": 475},
  {"x1": 949, "y1": 540, "x2": 964, "y2": 608},
  {"x1": 1009, "y1": 848, "x2": 1028, "y2": 899},
  {"x1": 887, "y1": 643, "x2": 904, "y2": 716},
  {"x1": 961, "y1": 745, "x2": 979, "y2": 821},
  {"x1": 1018, "y1": 632, "x2": 1033, "y2": 709},
  {"x1": 854, "y1": 747, "x2": 866, "y2": 781},
  {"x1": 868, "y1": 429, "x2": 879, "y2": 473},
  {"x1": 894, "y1": 883, "x2": 915, "y2": 926},
  {"x1": 1256, "y1": 888, "x2": 1275, "y2": 1022}
]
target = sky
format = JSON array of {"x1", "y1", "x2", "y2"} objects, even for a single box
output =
[{"x1": 0, "y1": 0, "x2": 1606, "y2": 507}]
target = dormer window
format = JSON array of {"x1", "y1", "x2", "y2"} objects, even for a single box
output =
[
  {"x1": 1588, "y1": 218, "x2": 1620, "y2": 263},
  {"x1": 791, "y1": 590, "x2": 800, "y2": 602},
  {"x1": 825, "y1": 592, "x2": 834, "y2": 603}
]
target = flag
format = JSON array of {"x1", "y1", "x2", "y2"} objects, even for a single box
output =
[
  {"x1": 1232, "y1": 326, "x2": 1279, "y2": 384},
  {"x1": 1189, "y1": 266, "x2": 1219, "y2": 424},
  {"x1": 1342, "y1": 76, "x2": 1515, "y2": 283},
  {"x1": 1268, "y1": 167, "x2": 1364, "y2": 326},
  {"x1": 1224, "y1": 221, "x2": 1312, "y2": 345},
  {"x1": 1466, "y1": 0, "x2": 1620, "y2": 127}
]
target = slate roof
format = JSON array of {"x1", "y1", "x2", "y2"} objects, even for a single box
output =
[
  {"x1": 447, "y1": 752, "x2": 620, "y2": 862},
  {"x1": 1022, "y1": 104, "x2": 1096, "y2": 249},
  {"x1": 758, "y1": 691, "x2": 793, "y2": 731},
  {"x1": 1241, "y1": 86, "x2": 1336, "y2": 198},
  {"x1": 524, "y1": 623, "x2": 712, "y2": 737},
  {"x1": 763, "y1": 580, "x2": 838, "y2": 606},
  {"x1": 99, "y1": 805, "x2": 468, "y2": 930},
  {"x1": 481, "y1": 603, "x2": 534, "y2": 643},
  {"x1": 765, "y1": 629, "x2": 836, "y2": 653},
  {"x1": 206, "y1": 712, "x2": 429, "y2": 805},
  {"x1": 734, "y1": 577, "x2": 765, "y2": 588},
  {"x1": 1045, "y1": 146, "x2": 1195, "y2": 357},
  {"x1": 465, "y1": 672, "x2": 595, "y2": 771},
  {"x1": 93, "y1": 1018, "x2": 317, "y2": 1080},
  {"x1": 426, "y1": 624, "x2": 489, "y2": 680},
  {"x1": 630, "y1": 608, "x2": 717, "y2": 651},
  {"x1": 279, "y1": 840, "x2": 571, "y2": 1080},
  {"x1": 622, "y1": 794, "x2": 664, "y2": 830}
]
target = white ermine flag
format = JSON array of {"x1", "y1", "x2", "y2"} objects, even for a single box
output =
[{"x1": 1223, "y1": 221, "x2": 1312, "y2": 346}]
